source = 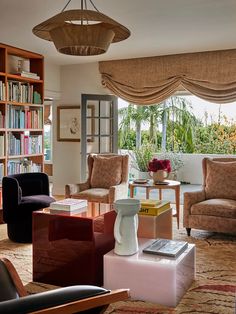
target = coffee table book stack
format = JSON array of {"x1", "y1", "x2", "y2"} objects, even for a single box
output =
[
  {"x1": 139, "y1": 199, "x2": 171, "y2": 216},
  {"x1": 49, "y1": 198, "x2": 87, "y2": 214},
  {"x1": 143, "y1": 238, "x2": 188, "y2": 258}
]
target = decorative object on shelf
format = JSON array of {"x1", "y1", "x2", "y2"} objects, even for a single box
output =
[
  {"x1": 57, "y1": 105, "x2": 94, "y2": 142},
  {"x1": 148, "y1": 158, "x2": 172, "y2": 183},
  {"x1": 32, "y1": 0, "x2": 130, "y2": 56},
  {"x1": 114, "y1": 198, "x2": 140, "y2": 256}
]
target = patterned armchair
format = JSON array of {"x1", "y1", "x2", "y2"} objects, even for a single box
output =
[
  {"x1": 65, "y1": 153, "x2": 129, "y2": 206},
  {"x1": 184, "y1": 157, "x2": 236, "y2": 236}
]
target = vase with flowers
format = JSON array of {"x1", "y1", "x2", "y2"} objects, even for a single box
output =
[{"x1": 148, "y1": 158, "x2": 172, "y2": 184}]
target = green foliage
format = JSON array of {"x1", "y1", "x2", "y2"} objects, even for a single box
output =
[
  {"x1": 130, "y1": 144, "x2": 157, "y2": 172},
  {"x1": 194, "y1": 123, "x2": 236, "y2": 154},
  {"x1": 118, "y1": 129, "x2": 136, "y2": 149},
  {"x1": 118, "y1": 96, "x2": 236, "y2": 155}
]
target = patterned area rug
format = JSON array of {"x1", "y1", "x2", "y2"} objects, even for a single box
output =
[{"x1": 0, "y1": 220, "x2": 235, "y2": 314}]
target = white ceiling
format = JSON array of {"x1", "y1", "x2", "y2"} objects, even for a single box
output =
[{"x1": 1, "y1": 0, "x2": 236, "y2": 66}]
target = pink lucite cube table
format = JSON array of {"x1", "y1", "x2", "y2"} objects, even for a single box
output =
[{"x1": 104, "y1": 238, "x2": 195, "y2": 307}]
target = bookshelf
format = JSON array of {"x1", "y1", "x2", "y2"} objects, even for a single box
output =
[{"x1": 0, "y1": 43, "x2": 44, "y2": 188}]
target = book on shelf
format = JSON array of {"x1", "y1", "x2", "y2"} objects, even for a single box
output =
[
  {"x1": 15, "y1": 71, "x2": 40, "y2": 80},
  {"x1": 17, "y1": 73, "x2": 40, "y2": 80},
  {"x1": 143, "y1": 238, "x2": 188, "y2": 258},
  {"x1": 49, "y1": 198, "x2": 88, "y2": 211},
  {"x1": 139, "y1": 200, "x2": 171, "y2": 216}
]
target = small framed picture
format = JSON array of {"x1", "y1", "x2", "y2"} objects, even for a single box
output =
[{"x1": 57, "y1": 105, "x2": 94, "y2": 142}]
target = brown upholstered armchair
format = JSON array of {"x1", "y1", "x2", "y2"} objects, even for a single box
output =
[
  {"x1": 184, "y1": 157, "x2": 236, "y2": 236},
  {"x1": 65, "y1": 154, "x2": 129, "y2": 206}
]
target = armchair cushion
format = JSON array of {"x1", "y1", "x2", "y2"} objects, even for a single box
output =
[
  {"x1": 19, "y1": 195, "x2": 55, "y2": 212},
  {"x1": 74, "y1": 188, "x2": 110, "y2": 203},
  {"x1": 91, "y1": 155, "x2": 122, "y2": 189},
  {"x1": 191, "y1": 199, "x2": 236, "y2": 219},
  {"x1": 205, "y1": 159, "x2": 236, "y2": 200}
]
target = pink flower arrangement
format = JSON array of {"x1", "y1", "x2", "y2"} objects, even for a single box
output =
[{"x1": 148, "y1": 158, "x2": 172, "y2": 173}]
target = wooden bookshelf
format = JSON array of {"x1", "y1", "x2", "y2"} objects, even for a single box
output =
[{"x1": 0, "y1": 43, "x2": 44, "y2": 187}]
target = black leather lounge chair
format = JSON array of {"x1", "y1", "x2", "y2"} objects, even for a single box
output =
[{"x1": 0, "y1": 258, "x2": 129, "y2": 314}]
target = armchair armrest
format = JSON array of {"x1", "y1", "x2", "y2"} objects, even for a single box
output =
[
  {"x1": 65, "y1": 181, "x2": 90, "y2": 198},
  {"x1": 2, "y1": 177, "x2": 21, "y2": 221},
  {"x1": 0, "y1": 285, "x2": 114, "y2": 314},
  {"x1": 109, "y1": 181, "x2": 129, "y2": 203},
  {"x1": 183, "y1": 189, "x2": 206, "y2": 227}
]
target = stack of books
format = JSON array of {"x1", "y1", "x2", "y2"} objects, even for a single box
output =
[
  {"x1": 139, "y1": 199, "x2": 171, "y2": 216},
  {"x1": 17, "y1": 71, "x2": 40, "y2": 80},
  {"x1": 49, "y1": 198, "x2": 88, "y2": 213}
]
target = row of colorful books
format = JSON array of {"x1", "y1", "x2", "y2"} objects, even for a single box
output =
[
  {"x1": 7, "y1": 160, "x2": 42, "y2": 175},
  {"x1": 8, "y1": 105, "x2": 43, "y2": 129},
  {"x1": 8, "y1": 133, "x2": 42, "y2": 156}
]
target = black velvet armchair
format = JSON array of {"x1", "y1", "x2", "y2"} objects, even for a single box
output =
[
  {"x1": 2, "y1": 172, "x2": 55, "y2": 243},
  {"x1": 0, "y1": 258, "x2": 129, "y2": 314}
]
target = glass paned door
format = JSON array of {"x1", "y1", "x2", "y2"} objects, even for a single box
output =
[{"x1": 81, "y1": 94, "x2": 118, "y2": 180}]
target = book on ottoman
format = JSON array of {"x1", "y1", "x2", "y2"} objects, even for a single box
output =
[
  {"x1": 143, "y1": 238, "x2": 188, "y2": 258},
  {"x1": 49, "y1": 198, "x2": 87, "y2": 211}
]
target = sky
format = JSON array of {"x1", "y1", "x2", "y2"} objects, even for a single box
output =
[{"x1": 118, "y1": 95, "x2": 236, "y2": 124}]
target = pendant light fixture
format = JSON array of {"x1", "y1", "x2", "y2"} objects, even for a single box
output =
[{"x1": 32, "y1": 0, "x2": 131, "y2": 56}]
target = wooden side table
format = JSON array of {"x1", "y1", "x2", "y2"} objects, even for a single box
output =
[{"x1": 129, "y1": 180, "x2": 181, "y2": 228}]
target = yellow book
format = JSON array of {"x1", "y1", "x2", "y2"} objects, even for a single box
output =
[
  {"x1": 139, "y1": 200, "x2": 171, "y2": 216},
  {"x1": 140, "y1": 199, "x2": 162, "y2": 208}
]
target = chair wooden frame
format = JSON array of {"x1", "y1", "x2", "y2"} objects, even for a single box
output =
[{"x1": 1, "y1": 258, "x2": 129, "y2": 314}]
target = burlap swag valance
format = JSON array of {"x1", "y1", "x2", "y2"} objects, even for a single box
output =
[{"x1": 99, "y1": 49, "x2": 236, "y2": 105}]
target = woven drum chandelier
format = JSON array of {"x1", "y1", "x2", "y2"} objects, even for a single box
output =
[{"x1": 32, "y1": 0, "x2": 130, "y2": 56}]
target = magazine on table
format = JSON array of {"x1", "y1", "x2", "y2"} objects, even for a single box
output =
[{"x1": 143, "y1": 238, "x2": 188, "y2": 258}]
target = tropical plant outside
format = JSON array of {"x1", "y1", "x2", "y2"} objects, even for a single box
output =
[
  {"x1": 118, "y1": 96, "x2": 236, "y2": 155},
  {"x1": 129, "y1": 143, "x2": 156, "y2": 172}
]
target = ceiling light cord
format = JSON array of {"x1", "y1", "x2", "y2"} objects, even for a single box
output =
[
  {"x1": 61, "y1": 0, "x2": 73, "y2": 12},
  {"x1": 61, "y1": 0, "x2": 98, "y2": 13},
  {"x1": 89, "y1": 0, "x2": 99, "y2": 12}
]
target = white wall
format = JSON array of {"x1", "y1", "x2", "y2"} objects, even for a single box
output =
[
  {"x1": 124, "y1": 149, "x2": 236, "y2": 185},
  {"x1": 177, "y1": 153, "x2": 236, "y2": 184},
  {"x1": 44, "y1": 61, "x2": 61, "y2": 94},
  {"x1": 52, "y1": 62, "x2": 108, "y2": 195}
]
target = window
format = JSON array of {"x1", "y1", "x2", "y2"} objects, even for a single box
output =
[
  {"x1": 44, "y1": 99, "x2": 53, "y2": 162},
  {"x1": 118, "y1": 94, "x2": 236, "y2": 154}
]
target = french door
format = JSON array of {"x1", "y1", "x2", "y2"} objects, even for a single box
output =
[{"x1": 80, "y1": 94, "x2": 118, "y2": 180}]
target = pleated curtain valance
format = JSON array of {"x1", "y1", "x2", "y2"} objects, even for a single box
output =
[{"x1": 99, "y1": 49, "x2": 236, "y2": 105}]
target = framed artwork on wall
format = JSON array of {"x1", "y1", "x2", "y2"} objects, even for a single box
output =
[{"x1": 57, "y1": 105, "x2": 95, "y2": 142}]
